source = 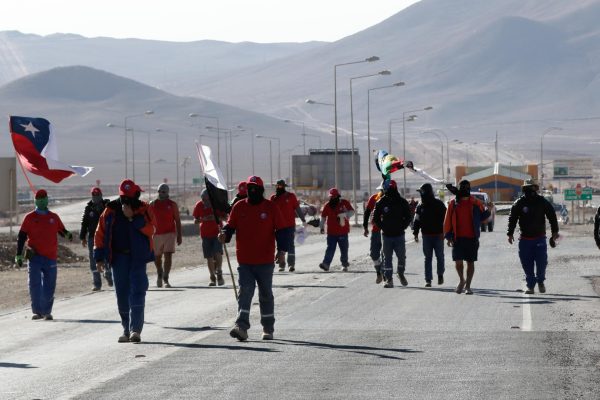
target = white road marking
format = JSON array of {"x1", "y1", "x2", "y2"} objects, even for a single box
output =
[{"x1": 522, "y1": 293, "x2": 532, "y2": 331}]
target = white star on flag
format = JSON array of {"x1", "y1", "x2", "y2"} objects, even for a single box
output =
[{"x1": 20, "y1": 121, "x2": 40, "y2": 137}]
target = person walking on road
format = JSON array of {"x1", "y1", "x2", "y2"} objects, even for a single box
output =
[
  {"x1": 149, "y1": 183, "x2": 182, "y2": 288},
  {"x1": 363, "y1": 186, "x2": 384, "y2": 283},
  {"x1": 319, "y1": 188, "x2": 354, "y2": 272},
  {"x1": 15, "y1": 189, "x2": 73, "y2": 320},
  {"x1": 595, "y1": 206, "x2": 600, "y2": 250},
  {"x1": 95, "y1": 179, "x2": 156, "y2": 343},
  {"x1": 444, "y1": 180, "x2": 489, "y2": 295},
  {"x1": 270, "y1": 179, "x2": 306, "y2": 272},
  {"x1": 507, "y1": 179, "x2": 559, "y2": 294},
  {"x1": 80, "y1": 187, "x2": 111, "y2": 291},
  {"x1": 373, "y1": 180, "x2": 412, "y2": 288},
  {"x1": 193, "y1": 189, "x2": 226, "y2": 286},
  {"x1": 412, "y1": 183, "x2": 447, "y2": 287},
  {"x1": 219, "y1": 176, "x2": 286, "y2": 341},
  {"x1": 230, "y1": 181, "x2": 247, "y2": 208}
]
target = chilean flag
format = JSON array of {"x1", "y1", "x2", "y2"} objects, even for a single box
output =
[{"x1": 9, "y1": 116, "x2": 92, "y2": 183}]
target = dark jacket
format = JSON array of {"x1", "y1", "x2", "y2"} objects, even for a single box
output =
[
  {"x1": 413, "y1": 197, "x2": 447, "y2": 236},
  {"x1": 373, "y1": 190, "x2": 412, "y2": 236},
  {"x1": 507, "y1": 194, "x2": 559, "y2": 238},
  {"x1": 79, "y1": 199, "x2": 110, "y2": 240},
  {"x1": 594, "y1": 206, "x2": 600, "y2": 246}
]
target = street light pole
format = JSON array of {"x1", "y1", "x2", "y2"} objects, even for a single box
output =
[
  {"x1": 155, "y1": 128, "x2": 180, "y2": 196},
  {"x1": 367, "y1": 82, "x2": 405, "y2": 194},
  {"x1": 124, "y1": 110, "x2": 154, "y2": 179},
  {"x1": 402, "y1": 107, "x2": 433, "y2": 195},
  {"x1": 540, "y1": 127, "x2": 563, "y2": 189},
  {"x1": 334, "y1": 56, "x2": 380, "y2": 188}
]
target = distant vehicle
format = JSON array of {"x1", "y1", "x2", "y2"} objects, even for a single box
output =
[{"x1": 470, "y1": 192, "x2": 494, "y2": 232}]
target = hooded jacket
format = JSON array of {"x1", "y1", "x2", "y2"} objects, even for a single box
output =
[
  {"x1": 507, "y1": 193, "x2": 558, "y2": 238},
  {"x1": 373, "y1": 189, "x2": 412, "y2": 236},
  {"x1": 413, "y1": 196, "x2": 447, "y2": 236},
  {"x1": 80, "y1": 199, "x2": 110, "y2": 240}
]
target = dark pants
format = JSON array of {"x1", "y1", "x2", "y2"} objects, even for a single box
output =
[
  {"x1": 236, "y1": 264, "x2": 275, "y2": 333},
  {"x1": 422, "y1": 235, "x2": 445, "y2": 281},
  {"x1": 111, "y1": 254, "x2": 149, "y2": 335},
  {"x1": 322, "y1": 234, "x2": 349, "y2": 267},
  {"x1": 28, "y1": 255, "x2": 57, "y2": 315},
  {"x1": 88, "y1": 236, "x2": 102, "y2": 289},
  {"x1": 369, "y1": 230, "x2": 383, "y2": 273},
  {"x1": 382, "y1": 233, "x2": 406, "y2": 280},
  {"x1": 277, "y1": 227, "x2": 296, "y2": 266},
  {"x1": 518, "y1": 237, "x2": 548, "y2": 288}
]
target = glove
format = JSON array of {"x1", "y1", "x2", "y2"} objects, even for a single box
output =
[{"x1": 15, "y1": 255, "x2": 23, "y2": 267}]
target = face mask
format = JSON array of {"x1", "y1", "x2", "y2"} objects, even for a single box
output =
[
  {"x1": 328, "y1": 197, "x2": 340, "y2": 208},
  {"x1": 120, "y1": 195, "x2": 141, "y2": 209},
  {"x1": 275, "y1": 188, "x2": 285, "y2": 196},
  {"x1": 158, "y1": 192, "x2": 169, "y2": 201},
  {"x1": 247, "y1": 186, "x2": 264, "y2": 205},
  {"x1": 35, "y1": 197, "x2": 48, "y2": 210},
  {"x1": 92, "y1": 195, "x2": 103, "y2": 205},
  {"x1": 523, "y1": 187, "x2": 536, "y2": 198}
]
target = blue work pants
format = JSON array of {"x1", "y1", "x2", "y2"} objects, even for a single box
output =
[
  {"x1": 322, "y1": 234, "x2": 349, "y2": 267},
  {"x1": 422, "y1": 235, "x2": 445, "y2": 282},
  {"x1": 518, "y1": 237, "x2": 548, "y2": 289},
  {"x1": 111, "y1": 253, "x2": 149, "y2": 335},
  {"x1": 236, "y1": 264, "x2": 275, "y2": 333},
  {"x1": 28, "y1": 255, "x2": 57, "y2": 316},
  {"x1": 382, "y1": 233, "x2": 406, "y2": 280}
]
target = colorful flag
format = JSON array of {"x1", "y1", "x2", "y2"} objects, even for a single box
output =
[
  {"x1": 196, "y1": 143, "x2": 230, "y2": 213},
  {"x1": 374, "y1": 150, "x2": 411, "y2": 180},
  {"x1": 9, "y1": 116, "x2": 92, "y2": 183}
]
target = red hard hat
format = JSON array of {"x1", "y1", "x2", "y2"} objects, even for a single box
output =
[
  {"x1": 328, "y1": 188, "x2": 340, "y2": 197},
  {"x1": 238, "y1": 181, "x2": 248, "y2": 196},
  {"x1": 35, "y1": 189, "x2": 48, "y2": 199},
  {"x1": 91, "y1": 187, "x2": 102, "y2": 196},
  {"x1": 119, "y1": 179, "x2": 143, "y2": 198},
  {"x1": 246, "y1": 176, "x2": 264, "y2": 188}
]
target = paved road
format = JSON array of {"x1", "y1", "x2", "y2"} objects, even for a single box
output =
[{"x1": 1, "y1": 215, "x2": 600, "y2": 399}]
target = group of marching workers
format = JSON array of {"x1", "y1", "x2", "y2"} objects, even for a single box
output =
[{"x1": 14, "y1": 170, "x2": 600, "y2": 343}]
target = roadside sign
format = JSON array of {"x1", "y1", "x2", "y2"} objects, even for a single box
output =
[
  {"x1": 564, "y1": 188, "x2": 592, "y2": 201},
  {"x1": 575, "y1": 183, "x2": 582, "y2": 196},
  {"x1": 192, "y1": 177, "x2": 202, "y2": 185},
  {"x1": 581, "y1": 188, "x2": 593, "y2": 200},
  {"x1": 564, "y1": 189, "x2": 577, "y2": 201}
]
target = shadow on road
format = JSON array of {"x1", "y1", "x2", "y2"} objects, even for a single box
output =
[
  {"x1": 271, "y1": 339, "x2": 421, "y2": 361},
  {"x1": 0, "y1": 362, "x2": 37, "y2": 368},
  {"x1": 274, "y1": 284, "x2": 346, "y2": 289},
  {"x1": 162, "y1": 325, "x2": 226, "y2": 333},
  {"x1": 140, "y1": 341, "x2": 279, "y2": 353},
  {"x1": 55, "y1": 318, "x2": 121, "y2": 324}
]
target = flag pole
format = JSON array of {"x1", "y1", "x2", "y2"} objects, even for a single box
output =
[
  {"x1": 196, "y1": 143, "x2": 238, "y2": 300},
  {"x1": 15, "y1": 152, "x2": 36, "y2": 195}
]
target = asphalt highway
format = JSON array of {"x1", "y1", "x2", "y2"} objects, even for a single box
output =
[{"x1": 1, "y1": 215, "x2": 599, "y2": 399}]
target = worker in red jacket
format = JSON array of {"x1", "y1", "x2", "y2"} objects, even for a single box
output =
[
  {"x1": 363, "y1": 186, "x2": 384, "y2": 283},
  {"x1": 270, "y1": 179, "x2": 306, "y2": 272},
  {"x1": 95, "y1": 179, "x2": 155, "y2": 343},
  {"x1": 219, "y1": 176, "x2": 286, "y2": 341},
  {"x1": 149, "y1": 183, "x2": 182, "y2": 288},
  {"x1": 193, "y1": 189, "x2": 226, "y2": 286},
  {"x1": 319, "y1": 188, "x2": 354, "y2": 272},
  {"x1": 15, "y1": 189, "x2": 73, "y2": 320}
]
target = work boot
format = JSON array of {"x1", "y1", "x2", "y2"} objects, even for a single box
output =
[
  {"x1": 375, "y1": 273, "x2": 383, "y2": 284},
  {"x1": 319, "y1": 263, "x2": 329, "y2": 272},
  {"x1": 398, "y1": 273, "x2": 408, "y2": 287},
  {"x1": 44, "y1": 314, "x2": 53, "y2": 320},
  {"x1": 157, "y1": 274, "x2": 163, "y2": 288},
  {"x1": 524, "y1": 287, "x2": 535, "y2": 295},
  {"x1": 289, "y1": 265, "x2": 295, "y2": 272},
  {"x1": 92, "y1": 286, "x2": 101, "y2": 292},
  {"x1": 230, "y1": 325, "x2": 248, "y2": 341},
  {"x1": 438, "y1": 275, "x2": 444, "y2": 285},
  {"x1": 262, "y1": 331, "x2": 274, "y2": 340},
  {"x1": 342, "y1": 266, "x2": 348, "y2": 272},
  {"x1": 538, "y1": 282, "x2": 546, "y2": 293},
  {"x1": 425, "y1": 280, "x2": 432, "y2": 287},
  {"x1": 32, "y1": 314, "x2": 43, "y2": 320},
  {"x1": 217, "y1": 274, "x2": 225, "y2": 286},
  {"x1": 118, "y1": 333, "x2": 130, "y2": 343},
  {"x1": 129, "y1": 332, "x2": 141, "y2": 343},
  {"x1": 384, "y1": 279, "x2": 394, "y2": 288}
]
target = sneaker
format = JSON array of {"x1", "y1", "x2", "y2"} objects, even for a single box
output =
[
  {"x1": 118, "y1": 333, "x2": 130, "y2": 343},
  {"x1": 425, "y1": 281, "x2": 432, "y2": 288},
  {"x1": 342, "y1": 266, "x2": 348, "y2": 272},
  {"x1": 157, "y1": 275, "x2": 163, "y2": 288},
  {"x1": 456, "y1": 281, "x2": 465, "y2": 294},
  {"x1": 129, "y1": 332, "x2": 141, "y2": 343},
  {"x1": 438, "y1": 275, "x2": 444, "y2": 285},
  {"x1": 288, "y1": 266, "x2": 295, "y2": 272},
  {"x1": 375, "y1": 273, "x2": 383, "y2": 284},
  {"x1": 32, "y1": 314, "x2": 43, "y2": 320},
  {"x1": 383, "y1": 279, "x2": 394, "y2": 288},
  {"x1": 44, "y1": 314, "x2": 53, "y2": 320},
  {"x1": 464, "y1": 288, "x2": 473, "y2": 295},
  {"x1": 398, "y1": 273, "x2": 408, "y2": 287},
  {"x1": 92, "y1": 286, "x2": 101, "y2": 292},
  {"x1": 230, "y1": 325, "x2": 248, "y2": 341},
  {"x1": 262, "y1": 331, "x2": 274, "y2": 340},
  {"x1": 217, "y1": 275, "x2": 225, "y2": 286},
  {"x1": 538, "y1": 283, "x2": 546, "y2": 293},
  {"x1": 524, "y1": 287, "x2": 535, "y2": 295},
  {"x1": 319, "y1": 263, "x2": 329, "y2": 272}
]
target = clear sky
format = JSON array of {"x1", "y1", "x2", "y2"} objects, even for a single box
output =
[{"x1": 0, "y1": 0, "x2": 420, "y2": 43}]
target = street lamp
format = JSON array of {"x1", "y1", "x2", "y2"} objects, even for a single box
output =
[
  {"x1": 305, "y1": 98, "x2": 334, "y2": 106},
  {"x1": 402, "y1": 107, "x2": 433, "y2": 194},
  {"x1": 189, "y1": 113, "x2": 220, "y2": 165},
  {"x1": 334, "y1": 56, "x2": 380, "y2": 188},
  {"x1": 155, "y1": 128, "x2": 180, "y2": 196},
  {"x1": 123, "y1": 110, "x2": 153, "y2": 179},
  {"x1": 367, "y1": 81, "x2": 405, "y2": 193},
  {"x1": 256, "y1": 135, "x2": 281, "y2": 187},
  {"x1": 349, "y1": 69, "x2": 391, "y2": 224},
  {"x1": 540, "y1": 127, "x2": 563, "y2": 189},
  {"x1": 427, "y1": 129, "x2": 450, "y2": 183}
]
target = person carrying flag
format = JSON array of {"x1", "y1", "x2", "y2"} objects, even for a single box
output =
[
  {"x1": 149, "y1": 184, "x2": 182, "y2": 288},
  {"x1": 319, "y1": 188, "x2": 354, "y2": 272},
  {"x1": 15, "y1": 189, "x2": 73, "y2": 320},
  {"x1": 219, "y1": 176, "x2": 286, "y2": 341},
  {"x1": 270, "y1": 179, "x2": 306, "y2": 272},
  {"x1": 193, "y1": 189, "x2": 226, "y2": 286},
  {"x1": 95, "y1": 179, "x2": 155, "y2": 343},
  {"x1": 80, "y1": 187, "x2": 111, "y2": 291},
  {"x1": 363, "y1": 185, "x2": 385, "y2": 283}
]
